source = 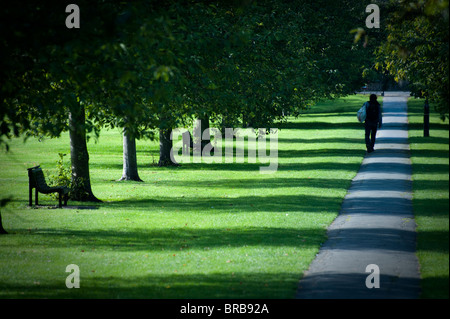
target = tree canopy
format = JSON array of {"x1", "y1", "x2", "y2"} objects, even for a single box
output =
[
  {"x1": 1, "y1": 0, "x2": 376, "y2": 145},
  {"x1": 1, "y1": 0, "x2": 390, "y2": 198},
  {"x1": 375, "y1": 0, "x2": 449, "y2": 119}
]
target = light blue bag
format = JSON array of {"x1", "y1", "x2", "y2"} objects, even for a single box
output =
[{"x1": 357, "y1": 102, "x2": 368, "y2": 123}]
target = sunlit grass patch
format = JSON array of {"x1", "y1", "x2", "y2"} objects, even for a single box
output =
[
  {"x1": 0, "y1": 95, "x2": 370, "y2": 298},
  {"x1": 407, "y1": 97, "x2": 449, "y2": 299}
]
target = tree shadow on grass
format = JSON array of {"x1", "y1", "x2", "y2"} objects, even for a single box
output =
[
  {"x1": 0, "y1": 271, "x2": 303, "y2": 299},
  {"x1": 408, "y1": 136, "x2": 450, "y2": 145},
  {"x1": 420, "y1": 276, "x2": 450, "y2": 299},
  {"x1": 107, "y1": 194, "x2": 344, "y2": 214},
  {"x1": 412, "y1": 197, "x2": 449, "y2": 219},
  {"x1": 163, "y1": 161, "x2": 362, "y2": 172},
  {"x1": 409, "y1": 149, "x2": 449, "y2": 159},
  {"x1": 408, "y1": 122, "x2": 449, "y2": 132},
  {"x1": 149, "y1": 177, "x2": 351, "y2": 190},
  {"x1": 13, "y1": 225, "x2": 328, "y2": 253}
]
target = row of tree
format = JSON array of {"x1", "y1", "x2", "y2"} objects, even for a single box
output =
[{"x1": 2, "y1": 0, "x2": 446, "y2": 202}]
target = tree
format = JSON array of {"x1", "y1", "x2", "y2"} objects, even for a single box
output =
[
  {"x1": 149, "y1": 0, "x2": 378, "y2": 167},
  {"x1": 376, "y1": 0, "x2": 449, "y2": 119},
  {"x1": 0, "y1": 198, "x2": 10, "y2": 235},
  {"x1": 220, "y1": 0, "x2": 372, "y2": 127},
  {"x1": 0, "y1": 1, "x2": 131, "y2": 201},
  {"x1": 1, "y1": 0, "x2": 383, "y2": 181},
  {"x1": 110, "y1": 3, "x2": 185, "y2": 168},
  {"x1": 0, "y1": 214, "x2": 6, "y2": 234},
  {"x1": 0, "y1": 1, "x2": 178, "y2": 190},
  {"x1": 120, "y1": 126, "x2": 143, "y2": 181},
  {"x1": 96, "y1": 4, "x2": 182, "y2": 174},
  {"x1": 68, "y1": 102, "x2": 100, "y2": 201}
]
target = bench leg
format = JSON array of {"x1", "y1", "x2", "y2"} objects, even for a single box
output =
[
  {"x1": 35, "y1": 189, "x2": 39, "y2": 206},
  {"x1": 29, "y1": 185, "x2": 33, "y2": 207}
]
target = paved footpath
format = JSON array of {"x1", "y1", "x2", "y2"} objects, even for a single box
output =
[{"x1": 296, "y1": 92, "x2": 421, "y2": 299}]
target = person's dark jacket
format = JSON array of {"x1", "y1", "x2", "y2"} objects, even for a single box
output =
[{"x1": 365, "y1": 101, "x2": 382, "y2": 128}]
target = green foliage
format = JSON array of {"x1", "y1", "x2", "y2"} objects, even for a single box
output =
[
  {"x1": 376, "y1": 0, "x2": 449, "y2": 119},
  {"x1": 1, "y1": 0, "x2": 377, "y2": 148},
  {"x1": 168, "y1": 0, "x2": 374, "y2": 129},
  {"x1": 45, "y1": 153, "x2": 72, "y2": 200}
]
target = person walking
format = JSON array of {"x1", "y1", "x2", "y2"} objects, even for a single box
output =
[{"x1": 364, "y1": 94, "x2": 382, "y2": 153}]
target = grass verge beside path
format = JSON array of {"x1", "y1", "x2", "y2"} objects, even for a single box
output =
[
  {"x1": 0, "y1": 95, "x2": 370, "y2": 299},
  {"x1": 408, "y1": 98, "x2": 449, "y2": 299}
]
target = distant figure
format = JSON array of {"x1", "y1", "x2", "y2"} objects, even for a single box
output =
[{"x1": 365, "y1": 94, "x2": 382, "y2": 153}]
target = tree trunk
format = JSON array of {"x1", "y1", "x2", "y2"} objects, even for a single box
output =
[
  {"x1": 68, "y1": 104, "x2": 101, "y2": 202},
  {"x1": 119, "y1": 129, "x2": 143, "y2": 181},
  {"x1": 0, "y1": 212, "x2": 7, "y2": 234},
  {"x1": 194, "y1": 115, "x2": 211, "y2": 153},
  {"x1": 158, "y1": 127, "x2": 177, "y2": 166}
]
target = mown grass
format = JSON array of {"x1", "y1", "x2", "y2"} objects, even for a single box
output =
[
  {"x1": 0, "y1": 95, "x2": 370, "y2": 299},
  {"x1": 407, "y1": 98, "x2": 449, "y2": 299}
]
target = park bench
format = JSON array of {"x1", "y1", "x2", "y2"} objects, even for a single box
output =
[{"x1": 27, "y1": 165, "x2": 69, "y2": 208}]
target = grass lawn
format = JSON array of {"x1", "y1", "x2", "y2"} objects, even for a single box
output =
[
  {"x1": 1, "y1": 94, "x2": 370, "y2": 299},
  {"x1": 407, "y1": 98, "x2": 449, "y2": 299}
]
